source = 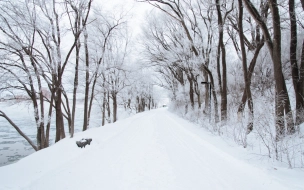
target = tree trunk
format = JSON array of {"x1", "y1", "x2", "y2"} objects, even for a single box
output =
[
  {"x1": 127, "y1": 98, "x2": 131, "y2": 109},
  {"x1": 298, "y1": 0, "x2": 304, "y2": 126},
  {"x1": 88, "y1": 73, "x2": 98, "y2": 128},
  {"x1": 216, "y1": 0, "x2": 227, "y2": 122},
  {"x1": 237, "y1": 39, "x2": 264, "y2": 114},
  {"x1": 216, "y1": 41, "x2": 222, "y2": 97},
  {"x1": 83, "y1": 26, "x2": 90, "y2": 131},
  {"x1": 113, "y1": 92, "x2": 118, "y2": 122},
  {"x1": 187, "y1": 73, "x2": 195, "y2": 109},
  {"x1": 107, "y1": 91, "x2": 111, "y2": 122},
  {"x1": 243, "y1": 0, "x2": 294, "y2": 140},
  {"x1": 238, "y1": 0, "x2": 254, "y2": 134},
  {"x1": 201, "y1": 64, "x2": 220, "y2": 123},
  {"x1": 196, "y1": 89, "x2": 201, "y2": 109},
  {"x1": 269, "y1": 0, "x2": 292, "y2": 139},
  {"x1": 45, "y1": 92, "x2": 54, "y2": 147},
  {"x1": 289, "y1": 0, "x2": 304, "y2": 126},
  {"x1": 0, "y1": 111, "x2": 38, "y2": 151},
  {"x1": 299, "y1": 39, "x2": 304, "y2": 124},
  {"x1": 55, "y1": 86, "x2": 65, "y2": 142},
  {"x1": 203, "y1": 71, "x2": 209, "y2": 113},
  {"x1": 141, "y1": 97, "x2": 146, "y2": 112},
  {"x1": 136, "y1": 96, "x2": 140, "y2": 113},
  {"x1": 71, "y1": 40, "x2": 80, "y2": 137},
  {"x1": 102, "y1": 90, "x2": 106, "y2": 126}
]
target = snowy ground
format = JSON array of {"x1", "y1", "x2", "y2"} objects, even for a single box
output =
[
  {"x1": 0, "y1": 108, "x2": 303, "y2": 190},
  {"x1": 0, "y1": 101, "x2": 135, "y2": 166}
]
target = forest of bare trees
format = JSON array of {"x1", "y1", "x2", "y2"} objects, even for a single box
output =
[
  {"x1": 0, "y1": 0, "x2": 155, "y2": 151},
  {"x1": 139, "y1": 0, "x2": 304, "y2": 166}
]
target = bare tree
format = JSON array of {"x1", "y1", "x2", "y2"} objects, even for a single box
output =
[
  {"x1": 215, "y1": 0, "x2": 234, "y2": 122},
  {"x1": 64, "y1": 0, "x2": 93, "y2": 137},
  {"x1": 288, "y1": 0, "x2": 304, "y2": 126},
  {"x1": 243, "y1": 0, "x2": 294, "y2": 139},
  {"x1": 0, "y1": 0, "x2": 94, "y2": 148},
  {"x1": 81, "y1": 9, "x2": 127, "y2": 129},
  {"x1": 0, "y1": 0, "x2": 50, "y2": 149},
  {"x1": 140, "y1": 0, "x2": 220, "y2": 121}
]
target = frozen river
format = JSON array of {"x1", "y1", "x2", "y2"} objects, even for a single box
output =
[{"x1": 0, "y1": 101, "x2": 103, "y2": 167}]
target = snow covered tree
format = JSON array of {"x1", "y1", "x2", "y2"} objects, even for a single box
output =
[
  {"x1": 243, "y1": 0, "x2": 294, "y2": 140},
  {"x1": 0, "y1": 0, "x2": 93, "y2": 148}
]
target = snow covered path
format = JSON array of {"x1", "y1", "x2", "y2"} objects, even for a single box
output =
[{"x1": 0, "y1": 108, "x2": 302, "y2": 190}]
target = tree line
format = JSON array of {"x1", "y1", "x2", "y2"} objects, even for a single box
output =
[
  {"x1": 139, "y1": 0, "x2": 304, "y2": 143},
  {"x1": 0, "y1": 0, "x2": 156, "y2": 151}
]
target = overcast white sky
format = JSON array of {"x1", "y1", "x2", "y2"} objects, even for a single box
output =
[{"x1": 99, "y1": 0, "x2": 154, "y2": 36}]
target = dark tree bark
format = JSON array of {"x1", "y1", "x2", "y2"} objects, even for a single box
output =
[
  {"x1": 107, "y1": 91, "x2": 111, "y2": 122},
  {"x1": 300, "y1": 39, "x2": 304, "y2": 113},
  {"x1": 216, "y1": 39, "x2": 223, "y2": 98},
  {"x1": 243, "y1": 0, "x2": 294, "y2": 140},
  {"x1": 141, "y1": 97, "x2": 146, "y2": 112},
  {"x1": 186, "y1": 72, "x2": 195, "y2": 109},
  {"x1": 270, "y1": 0, "x2": 294, "y2": 138},
  {"x1": 55, "y1": 85, "x2": 66, "y2": 142},
  {"x1": 289, "y1": 0, "x2": 304, "y2": 127},
  {"x1": 238, "y1": 0, "x2": 254, "y2": 134},
  {"x1": 101, "y1": 76, "x2": 107, "y2": 126},
  {"x1": 236, "y1": 2, "x2": 267, "y2": 115},
  {"x1": 102, "y1": 92, "x2": 106, "y2": 126},
  {"x1": 136, "y1": 96, "x2": 140, "y2": 113},
  {"x1": 70, "y1": 39, "x2": 80, "y2": 137},
  {"x1": 216, "y1": 0, "x2": 228, "y2": 122},
  {"x1": 203, "y1": 70, "x2": 209, "y2": 112},
  {"x1": 237, "y1": 40, "x2": 264, "y2": 114},
  {"x1": 83, "y1": 25, "x2": 90, "y2": 131},
  {"x1": 200, "y1": 64, "x2": 220, "y2": 123},
  {"x1": 194, "y1": 79, "x2": 201, "y2": 109},
  {"x1": 112, "y1": 92, "x2": 118, "y2": 122},
  {"x1": 299, "y1": 2, "x2": 304, "y2": 127}
]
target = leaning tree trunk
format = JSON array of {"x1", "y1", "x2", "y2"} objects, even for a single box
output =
[
  {"x1": 237, "y1": 39, "x2": 264, "y2": 114},
  {"x1": 0, "y1": 111, "x2": 38, "y2": 151}
]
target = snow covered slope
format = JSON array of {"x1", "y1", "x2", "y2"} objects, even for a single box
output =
[{"x1": 0, "y1": 108, "x2": 303, "y2": 190}]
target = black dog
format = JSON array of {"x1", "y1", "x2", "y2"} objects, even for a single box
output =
[{"x1": 76, "y1": 138, "x2": 92, "y2": 148}]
